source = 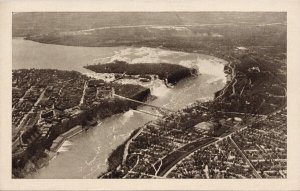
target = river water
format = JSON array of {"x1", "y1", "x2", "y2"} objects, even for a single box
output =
[{"x1": 13, "y1": 38, "x2": 227, "y2": 178}]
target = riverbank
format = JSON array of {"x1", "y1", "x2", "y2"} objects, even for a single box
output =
[
  {"x1": 28, "y1": 67, "x2": 198, "y2": 178},
  {"x1": 13, "y1": 40, "x2": 227, "y2": 178},
  {"x1": 14, "y1": 93, "x2": 150, "y2": 178},
  {"x1": 12, "y1": 39, "x2": 228, "y2": 179},
  {"x1": 16, "y1": 125, "x2": 87, "y2": 178},
  {"x1": 49, "y1": 125, "x2": 84, "y2": 153},
  {"x1": 11, "y1": 13, "x2": 286, "y2": 180},
  {"x1": 99, "y1": 60, "x2": 233, "y2": 178},
  {"x1": 99, "y1": 42, "x2": 287, "y2": 178},
  {"x1": 12, "y1": 68, "x2": 153, "y2": 178},
  {"x1": 97, "y1": 127, "x2": 142, "y2": 178}
]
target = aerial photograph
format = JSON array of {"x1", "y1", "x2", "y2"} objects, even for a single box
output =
[{"x1": 12, "y1": 12, "x2": 287, "y2": 179}]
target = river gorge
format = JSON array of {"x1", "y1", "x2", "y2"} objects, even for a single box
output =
[{"x1": 13, "y1": 38, "x2": 227, "y2": 178}]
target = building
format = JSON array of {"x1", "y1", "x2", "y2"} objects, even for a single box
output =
[{"x1": 194, "y1": 122, "x2": 214, "y2": 133}]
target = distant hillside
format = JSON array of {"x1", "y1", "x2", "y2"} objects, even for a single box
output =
[
  {"x1": 13, "y1": 12, "x2": 286, "y2": 37},
  {"x1": 13, "y1": 12, "x2": 287, "y2": 60}
]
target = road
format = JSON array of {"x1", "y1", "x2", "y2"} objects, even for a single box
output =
[
  {"x1": 79, "y1": 81, "x2": 87, "y2": 105},
  {"x1": 229, "y1": 137, "x2": 262, "y2": 178},
  {"x1": 215, "y1": 61, "x2": 236, "y2": 100},
  {"x1": 12, "y1": 86, "x2": 33, "y2": 110},
  {"x1": 61, "y1": 23, "x2": 237, "y2": 35},
  {"x1": 122, "y1": 127, "x2": 145, "y2": 165},
  {"x1": 231, "y1": 78, "x2": 237, "y2": 96},
  {"x1": 155, "y1": 137, "x2": 216, "y2": 177},
  {"x1": 16, "y1": 88, "x2": 46, "y2": 131},
  {"x1": 13, "y1": 87, "x2": 46, "y2": 151},
  {"x1": 160, "y1": 114, "x2": 268, "y2": 178}
]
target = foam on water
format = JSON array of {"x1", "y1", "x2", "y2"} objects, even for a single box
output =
[
  {"x1": 62, "y1": 140, "x2": 72, "y2": 146},
  {"x1": 120, "y1": 110, "x2": 135, "y2": 125},
  {"x1": 151, "y1": 79, "x2": 170, "y2": 97},
  {"x1": 95, "y1": 47, "x2": 227, "y2": 84},
  {"x1": 85, "y1": 149, "x2": 99, "y2": 166},
  {"x1": 57, "y1": 144, "x2": 70, "y2": 153}
]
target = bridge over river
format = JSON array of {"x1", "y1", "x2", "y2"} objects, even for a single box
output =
[{"x1": 113, "y1": 94, "x2": 175, "y2": 117}]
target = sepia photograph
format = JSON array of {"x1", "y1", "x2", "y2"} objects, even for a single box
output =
[
  {"x1": 11, "y1": 11, "x2": 287, "y2": 179},
  {"x1": 1, "y1": 0, "x2": 300, "y2": 190}
]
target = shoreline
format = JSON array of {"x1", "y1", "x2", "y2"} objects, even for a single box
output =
[
  {"x1": 21, "y1": 69, "x2": 226, "y2": 179},
  {"x1": 24, "y1": 77, "x2": 171, "y2": 178},
  {"x1": 23, "y1": 125, "x2": 85, "y2": 178},
  {"x1": 12, "y1": 39, "x2": 228, "y2": 179},
  {"x1": 13, "y1": 37, "x2": 227, "y2": 66},
  {"x1": 12, "y1": 69, "x2": 152, "y2": 178},
  {"x1": 11, "y1": 13, "x2": 287, "y2": 180},
  {"x1": 100, "y1": 61, "x2": 232, "y2": 178}
]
